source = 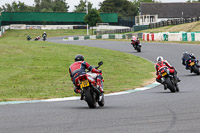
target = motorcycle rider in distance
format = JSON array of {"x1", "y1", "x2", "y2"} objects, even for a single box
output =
[
  {"x1": 42, "y1": 32, "x2": 47, "y2": 40},
  {"x1": 131, "y1": 36, "x2": 140, "y2": 49},
  {"x1": 155, "y1": 56, "x2": 180, "y2": 90},
  {"x1": 182, "y1": 51, "x2": 200, "y2": 72},
  {"x1": 69, "y1": 54, "x2": 104, "y2": 98}
]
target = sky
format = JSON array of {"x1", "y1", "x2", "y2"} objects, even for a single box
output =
[{"x1": 0, "y1": 0, "x2": 188, "y2": 12}]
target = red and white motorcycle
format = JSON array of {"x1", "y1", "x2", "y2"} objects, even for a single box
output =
[
  {"x1": 78, "y1": 61, "x2": 104, "y2": 108},
  {"x1": 131, "y1": 36, "x2": 142, "y2": 52}
]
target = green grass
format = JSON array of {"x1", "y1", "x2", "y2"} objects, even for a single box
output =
[
  {"x1": 0, "y1": 29, "x2": 155, "y2": 102},
  {"x1": 3, "y1": 29, "x2": 92, "y2": 39},
  {"x1": 135, "y1": 21, "x2": 200, "y2": 33}
]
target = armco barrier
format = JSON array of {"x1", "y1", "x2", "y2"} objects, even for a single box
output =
[{"x1": 143, "y1": 32, "x2": 200, "y2": 42}]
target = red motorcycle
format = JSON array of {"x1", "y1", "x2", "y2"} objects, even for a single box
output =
[
  {"x1": 77, "y1": 61, "x2": 104, "y2": 108},
  {"x1": 34, "y1": 36, "x2": 40, "y2": 41},
  {"x1": 131, "y1": 36, "x2": 142, "y2": 52}
]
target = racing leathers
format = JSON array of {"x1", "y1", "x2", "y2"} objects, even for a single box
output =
[
  {"x1": 131, "y1": 37, "x2": 140, "y2": 49},
  {"x1": 155, "y1": 60, "x2": 178, "y2": 84},
  {"x1": 69, "y1": 61, "x2": 103, "y2": 94}
]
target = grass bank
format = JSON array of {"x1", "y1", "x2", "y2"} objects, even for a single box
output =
[
  {"x1": 0, "y1": 29, "x2": 155, "y2": 102},
  {"x1": 137, "y1": 21, "x2": 200, "y2": 33}
]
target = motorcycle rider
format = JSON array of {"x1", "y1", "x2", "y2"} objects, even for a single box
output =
[
  {"x1": 27, "y1": 35, "x2": 31, "y2": 41},
  {"x1": 42, "y1": 32, "x2": 47, "y2": 40},
  {"x1": 182, "y1": 51, "x2": 199, "y2": 71},
  {"x1": 69, "y1": 54, "x2": 104, "y2": 97},
  {"x1": 155, "y1": 56, "x2": 180, "y2": 89},
  {"x1": 131, "y1": 36, "x2": 140, "y2": 49},
  {"x1": 34, "y1": 36, "x2": 40, "y2": 41}
]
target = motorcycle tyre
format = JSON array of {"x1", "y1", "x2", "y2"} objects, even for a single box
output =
[
  {"x1": 136, "y1": 46, "x2": 141, "y2": 52},
  {"x1": 84, "y1": 87, "x2": 96, "y2": 108},
  {"x1": 165, "y1": 77, "x2": 176, "y2": 93},
  {"x1": 175, "y1": 83, "x2": 179, "y2": 92},
  {"x1": 192, "y1": 65, "x2": 200, "y2": 75},
  {"x1": 98, "y1": 93, "x2": 105, "y2": 107}
]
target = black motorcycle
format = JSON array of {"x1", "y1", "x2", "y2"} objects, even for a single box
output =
[
  {"x1": 159, "y1": 67, "x2": 179, "y2": 93},
  {"x1": 42, "y1": 34, "x2": 46, "y2": 41},
  {"x1": 186, "y1": 59, "x2": 200, "y2": 75},
  {"x1": 78, "y1": 61, "x2": 104, "y2": 108}
]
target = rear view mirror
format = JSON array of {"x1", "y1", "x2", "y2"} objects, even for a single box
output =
[{"x1": 98, "y1": 61, "x2": 103, "y2": 66}]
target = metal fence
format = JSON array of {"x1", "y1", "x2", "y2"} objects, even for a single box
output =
[{"x1": 149, "y1": 17, "x2": 200, "y2": 29}]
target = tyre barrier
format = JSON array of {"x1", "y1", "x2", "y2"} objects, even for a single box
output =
[{"x1": 64, "y1": 33, "x2": 143, "y2": 41}]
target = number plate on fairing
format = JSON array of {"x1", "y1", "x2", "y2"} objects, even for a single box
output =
[
  {"x1": 162, "y1": 72, "x2": 167, "y2": 77},
  {"x1": 190, "y1": 62, "x2": 195, "y2": 66},
  {"x1": 80, "y1": 80, "x2": 89, "y2": 89}
]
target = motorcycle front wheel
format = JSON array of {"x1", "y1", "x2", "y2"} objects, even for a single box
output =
[{"x1": 98, "y1": 93, "x2": 105, "y2": 107}]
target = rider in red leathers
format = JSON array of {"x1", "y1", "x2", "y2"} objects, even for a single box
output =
[
  {"x1": 131, "y1": 36, "x2": 140, "y2": 49},
  {"x1": 155, "y1": 56, "x2": 180, "y2": 89},
  {"x1": 69, "y1": 54, "x2": 104, "y2": 96}
]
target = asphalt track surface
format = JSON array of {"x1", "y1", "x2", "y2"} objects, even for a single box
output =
[{"x1": 1, "y1": 37, "x2": 200, "y2": 133}]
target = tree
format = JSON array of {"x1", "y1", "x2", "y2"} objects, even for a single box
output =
[
  {"x1": 99, "y1": 0, "x2": 137, "y2": 19},
  {"x1": 1, "y1": 1, "x2": 32, "y2": 12},
  {"x1": 74, "y1": 0, "x2": 93, "y2": 13},
  {"x1": 0, "y1": 0, "x2": 70, "y2": 12},
  {"x1": 84, "y1": 9, "x2": 102, "y2": 34},
  {"x1": 52, "y1": 0, "x2": 69, "y2": 12}
]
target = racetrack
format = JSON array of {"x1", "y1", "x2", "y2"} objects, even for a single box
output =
[{"x1": 1, "y1": 38, "x2": 200, "y2": 133}]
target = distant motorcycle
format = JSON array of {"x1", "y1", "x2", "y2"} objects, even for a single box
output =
[
  {"x1": 27, "y1": 35, "x2": 31, "y2": 41},
  {"x1": 34, "y1": 36, "x2": 40, "y2": 41},
  {"x1": 131, "y1": 36, "x2": 142, "y2": 52},
  {"x1": 186, "y1": 59, "x2": 200, "y2": 75},
  {"x1": 42, "y1": 34, "x2": 46, "y2": 41},
  {"x1": 78, "y1": 61, "x2": 104, "y2": 108},
  {"x1": 159, "y1": 67, "x2": 179, "y2": 93}
]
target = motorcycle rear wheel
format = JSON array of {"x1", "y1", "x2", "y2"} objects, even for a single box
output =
[
  {"x1": 192, "y1": 65, "x2": 200, "y2": 75},
  {"x1": 137, "y1": 46, "x2": 141, "y2": 52},
  {"x1": 84, "y1": 87, "x2": 96, "y2": 108},
  {"x1": 165, "y1": 77, "x2": 176, "y2": 93}
]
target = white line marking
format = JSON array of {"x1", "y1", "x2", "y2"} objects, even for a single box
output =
[{"x1": 0, "y1": 82, "x2": 160, "y2": 105}]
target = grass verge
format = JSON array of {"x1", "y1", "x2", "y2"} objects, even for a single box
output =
[{"x1": 0, "y1": 29, "x2": 155, "y2": 102}]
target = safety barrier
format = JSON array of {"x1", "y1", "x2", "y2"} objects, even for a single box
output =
[
  {"x1": 64, "y1": 33, "x2": 142, "y2": 41},
  {"x1": 143, "y1": 32, "x2": 200, "y2": 42}
]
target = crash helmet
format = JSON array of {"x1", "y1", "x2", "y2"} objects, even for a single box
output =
[
  {"x1": 132, "y1": 36, "x2": 137, "y2": 41},
  {"x1": 75, "y1": 54, "x2": 84, "y2": 62},
  {"x1": 183, "y1": 51, "x2": 188, "y2": 55},
  {"x1": 157, "y1": 56, "x2": 163, "y2": 62}
]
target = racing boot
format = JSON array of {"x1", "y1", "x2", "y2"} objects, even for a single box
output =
[
  {"x1": 74, "y1": 86, "x2": 84, "y2": 100},
  {"x1": 74, "y1": 86, "x2": 82, "y2": 94}
]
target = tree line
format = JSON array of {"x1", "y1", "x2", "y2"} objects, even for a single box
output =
[{"x1": 0, "y1": 0, "x2": 156, "y2": 18}]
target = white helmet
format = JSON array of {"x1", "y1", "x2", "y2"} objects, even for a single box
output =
[{"x1": 157, "y1": 56, "x2": 163, "y2": 62}]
